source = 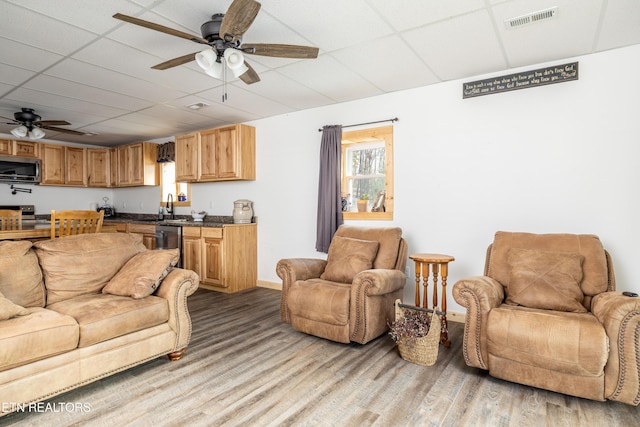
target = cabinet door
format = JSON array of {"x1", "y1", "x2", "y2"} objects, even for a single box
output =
[
  {"x1": 65, "y1": 147, "x2": 87, "y2": 186},
  {"x1": 202, "y1": 236, "x2": 224, "y2": 286},
  {"x1": 117, "y1": 145, "x2": 130, "y2": 186},
  {"x1": 14, "y1": 141, "x2": 38, "y2": 158},
  {"x1": 40, "y1": 144, "x2": 65, "y2": 185},
  {"x1": 109, "y1": 148, "x2": 118, "y2": 186},
  {"x1": 128, "y1": 143, "x2": 145, "y2": 185},
  {"x1": 0, "y1": 139, "x2": 11, "y2": 155},
  {"x1": 215, "y1": 126, "x2": 239, "y2": 179},
  {"x1": 182, "y1": 234, "x2": 202, "y2": 278},
  {"x1": 198, "y1": 129, "x2": 218, "y2": 180},
  {"x1": 87, "y1": 148, "x2": 110, "y2": 187},
  {"x1": 175, "y1": 132, "x2": 199, "y2": 181}
]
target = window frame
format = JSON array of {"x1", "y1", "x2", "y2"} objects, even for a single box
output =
[
  {"x1": 341, "y1": 125, "x2": 394, "y2": 220},
  {"x1": 160, "y1": 162, "x2": 191, "y2": 208}
]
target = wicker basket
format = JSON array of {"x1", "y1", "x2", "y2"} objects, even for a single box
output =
[{"x1": 394, "y1": 299, "x2": 441, "y2": 366}]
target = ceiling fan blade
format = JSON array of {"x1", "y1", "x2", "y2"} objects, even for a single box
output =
[
  {"x1": 242, "y1": 43, "x2": 319, "y2": 59},
  {"x1": 0, "y1": 115, "x2": 16, "y2": 122},
  {"x1": 239, "y1": 61, "x2": 260, "y2": 85},
  {"x1": 219, "y1": 0, "x2": 261, "y2": 42},
  {"x1": 113, "y1": 13, "x2": 208, "y2": 45},
  {"x1": 39, "y1": 125, "x2": 86, "y2": 136},
  {"x1": 152, "y1": 52, "x2": 198, "y2": 70},
  {"x1": 37, "y1": 120, "x2": 71, "y2": 126}
]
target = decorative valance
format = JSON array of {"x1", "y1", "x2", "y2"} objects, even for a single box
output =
[{"x1": 157, "y1": 141, "x2": 175, "y2": 163}]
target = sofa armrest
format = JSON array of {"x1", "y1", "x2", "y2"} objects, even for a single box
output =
[
  {"x1": 452, "y1": 276, "x2": 505, "y2": 370},
  {"x1": 276, "y1": 258, "x2": 327, "y2": 323},
  {"x1": 155, "y1": 268, "x2": 200, "y2": 352},
  {"x1": 592, "y1": 291, "x2": 640, "y2": 405}
]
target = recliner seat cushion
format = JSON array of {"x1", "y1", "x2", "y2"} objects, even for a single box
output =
[
  {"x1": 0, "y1": 241, "x2": 45, "y2": 308},
  {"x1": 0, "y1": 307, "x2": 79, "y2": 371},
  {"x1": 34, "y1": 233, "x2": 146, "y2": 304},
  {"x1": 288, "y1": 279, "x2": 351, "y2": 325},
  {"x1": 47, "y1": 293, "x2": 169, "y2": 347},
  {"x1": 487, "y1": 305, "x2": 608, "y2": 377}
]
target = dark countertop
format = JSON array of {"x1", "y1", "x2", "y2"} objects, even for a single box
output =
[{"x1": 102, "y1": 213, "x2": 240, "y2": 228}]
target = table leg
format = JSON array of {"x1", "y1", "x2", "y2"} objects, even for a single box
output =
[
  {"x1": 440, "y1": 263, "x2": 450, "y2": 347},
  {"x1": 421, "y1": 262, "x2": 429, "y2": 308},
  {"x1": 414, "y1": 261, "x2": 421, "y2": 307},
  {"x1": 432, "y1": 265, "x2": 438, "y2": 309}
]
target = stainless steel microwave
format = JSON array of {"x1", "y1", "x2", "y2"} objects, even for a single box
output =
[{"x1": 0, "y1": 155, "x2": 41, "y2": 183}]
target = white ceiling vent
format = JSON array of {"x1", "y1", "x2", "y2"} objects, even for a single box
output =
[{"x1": 505, "y1": 6, "x2": 558, "y2": 29}]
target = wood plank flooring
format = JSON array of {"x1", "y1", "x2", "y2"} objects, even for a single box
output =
[{"x1": 2, "y1": 288, "x2": 638, "y2": 426}]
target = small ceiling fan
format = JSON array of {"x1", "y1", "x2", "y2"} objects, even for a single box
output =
[
  {"x1": 2, "y1": 108, "x2": 85, "y2": 140},
  {"x1": 113, "y1": 0, "x2": 319, "y2": 85}
]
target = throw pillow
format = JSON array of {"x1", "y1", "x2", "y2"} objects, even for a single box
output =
[
  {"x1": 320, "y1": 236, "x2": 379, "y2": 283},
  {"x1": 506, "y1": 248, "x2": 586, "y2": 312},
  {"x1": 0, "y1": 290, "x2": 29, "y2": 320},
  {"x1": 102, "y1": 249, "x2": 179, "y2": 299}
]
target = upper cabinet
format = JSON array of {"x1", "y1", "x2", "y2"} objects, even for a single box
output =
[
  {"x1": 175, "y1": 124, "x2": 255, "y2": 183},
  {"x1": 87, "y1": 148, "x2": 112, "y2": 187},
  {"x1": 0, "y1": 139, "x2": 38, "y2": 158},
  {"x1": 40, "y1": 144, "x2": 86, "y2": 186},
  {"x1": 116, "y1": 142, "x2": 158, "y2": 187}
]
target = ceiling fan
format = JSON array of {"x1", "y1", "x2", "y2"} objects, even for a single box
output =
[
  {"x1": 113, "y1": 0, "x2": 319, "y2": 85},
  {"x1": 2, "y1": 108, "x2": 85, "y2": 140}
]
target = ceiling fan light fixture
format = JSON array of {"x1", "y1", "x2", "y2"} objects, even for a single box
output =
[
  {"x1": 29, "y1": 127, "x2": 45, "y2": 140},
  {"x1": 205, "y1": 61, "x2": 225, "y2": 79},
  {"x1": 224, "y1": 48, "x2": 247, "y2": 77},
  {"x1": 11, "y1": 125, "x2": 28, "y2": 138},
  {"x1": 195, "y1": 48, "x2": 218, "y2": 70}
]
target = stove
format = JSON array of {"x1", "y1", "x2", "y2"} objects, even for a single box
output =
[{"x1": 0, "y1": 205, "x2": 36, "y2": 223}]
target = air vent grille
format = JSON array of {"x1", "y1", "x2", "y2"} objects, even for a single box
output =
[{"x1": 505, "y1": 6, "x2": 558, "y2": 29}]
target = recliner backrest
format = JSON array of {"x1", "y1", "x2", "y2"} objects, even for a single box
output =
[
  {"x1": 486, "y1": 231, "x2": 610, "y2": 297},
  {"x1": 334, "y1": 225, "x2": 403, "y2": 270}
]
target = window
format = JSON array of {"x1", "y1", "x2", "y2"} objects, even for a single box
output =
[
  {"x1": 341, "y1": 125, "x2": 394, "y2": 220},
  {"x1": 160, "y1": 162, "x2": 191, "y2": 207}
]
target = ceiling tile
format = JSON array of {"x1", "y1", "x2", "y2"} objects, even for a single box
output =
[
  {"x1": 403, "y1": 9, "x2": 507, "y2": 80},
  {"x1": 330, "y1": 35, "x2": 440, "y2": 92},
  {"x1": 0, "y1": 38, "x2": 64, "y2": 72},
  {"x1": 368, "y1": 0, "x2": 486, "y2": 31},
  {"x1": 0, "y1": 63, "x2": 36, "y2": 86},
  {"x1": 596, "y1": 0, "x2": 640, "y2": 50}
]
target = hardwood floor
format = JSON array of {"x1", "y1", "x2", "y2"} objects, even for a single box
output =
[{"x1": 2, "y1": 288, "x2": 638, "y2": 426}]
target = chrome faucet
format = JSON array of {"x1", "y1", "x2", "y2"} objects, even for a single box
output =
[{"x1": 166, "y1": 193, "x2": 175, "y2": 219}]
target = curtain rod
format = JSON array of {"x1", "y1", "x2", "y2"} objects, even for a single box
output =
[{"x1": 318, "y1": 117, "x2": 398, "y2": 132}]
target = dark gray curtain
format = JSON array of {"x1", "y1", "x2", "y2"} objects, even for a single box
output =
[
  {"x1": 316, "y1": 125, "x2": 343, "y2": 253},
  {"x1": 157, "y1": 141, "x2": 175, "y2": 163}
]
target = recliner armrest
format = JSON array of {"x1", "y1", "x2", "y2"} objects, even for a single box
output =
[
  {"x1": 452, "y1": 276, "x2": 505, "y2": 370},
  {"x1": 352, "y1": 269, "x2": 406, "y2": 296},
  {"x1": 592, "y1": 291, "x2": 640, "y2": 405},
  {"x1": 276, "y1": 258, "x2": 328, "y2": 323}
]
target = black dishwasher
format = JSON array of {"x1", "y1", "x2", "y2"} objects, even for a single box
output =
[{"x1": 155, "y1": 225, "x2": 182, "y2": 268}]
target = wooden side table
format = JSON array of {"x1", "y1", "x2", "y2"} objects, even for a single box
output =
[{"x1": 408, "y1": 253, "x2": 455, "y2": 347}]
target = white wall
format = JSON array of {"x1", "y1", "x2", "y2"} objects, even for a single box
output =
[{"x1": 70, "y1": 44, "x2": 640, "y2": 313}]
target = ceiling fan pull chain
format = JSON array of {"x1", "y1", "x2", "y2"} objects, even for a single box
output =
[{"x1": 222, "y1": 59, "x2": 228, "y2": 102}]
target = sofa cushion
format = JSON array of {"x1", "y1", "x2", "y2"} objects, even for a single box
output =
[
  {"x1": 506, "y1": 248, "x2": 586, "y2": 313},
  {"x1": 334, "y1": 226, "x2": 402, "y2": 270},
  {"x1": 102, "y1": 249, "x2": 179, "y2": 299},
  {"x1": 488, "y1": 232, "x2": 609, "y2": 297},
  {"x1": 320, "y1": 237, "x2": 379, "y2": 283},
  {"x1": 289, "y1": 279, "x2": 351, "y2": 325},
  {"x1": 0, "y1": 240, "x2": 45, "y2": 308},
  {"x1": 34, "y1": 233, "x2": 146, "y2": 305},
  {"x1": 487, "y1": 305, "x2": 608, "y2": 377},
  {"x1": 47, "y1": 293, "x2": 169, "y2": 348},
  {"x1": 0, "y1": 307, "x2": 79, "y2": 371},
  {"x1": 0, "y1": 291, "x2": 29, "y2": 320}
]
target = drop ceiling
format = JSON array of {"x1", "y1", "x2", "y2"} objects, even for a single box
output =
[{"x1": 0, "y1": 0, "x2": 638, "y2": 147}]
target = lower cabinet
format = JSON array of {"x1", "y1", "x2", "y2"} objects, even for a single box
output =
[
  {"x1": 182, "y1": 224, "x2": 257, "y2": 293},
  {"x1": 116, "y1": 223, "x2": 156, "y2": 250}
]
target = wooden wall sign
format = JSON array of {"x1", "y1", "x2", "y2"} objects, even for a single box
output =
[{"x1": 462, "y1": 62, "x2": 578, "y2": 99}]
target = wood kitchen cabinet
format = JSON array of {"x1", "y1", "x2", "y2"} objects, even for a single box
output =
[
  {"x1": 87, "y1": 148, "x2": 112, "y2": 187},
  {"x1": 121, "y1": 223, "x2": 156, "y2": 250},
  {"x1": 0, "y1": 139, "x2": 39, "y2": 158},
  {"x1": 181, "y1": 224, "x2": 257, "y2": 293},
  {"x1": 65, "y1": 146, "x2": 87, "y2": 186},
  {"x1": 40, "y1": 144, "x2": 87, "y2": 186},
  {"x1": 117, "y1": 142, "x2": 158, "y2": 187},
  {"x1": 175, "y1": 124, "x2": 255, "y2": 183}
]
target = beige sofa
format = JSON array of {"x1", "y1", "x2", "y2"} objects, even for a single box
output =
[
  {"x1": 0, "y1": 233, "x2": 199, "y2": 417},
  {"x1": 452, "y1": 231, "x2": 640, "y2": 405}
]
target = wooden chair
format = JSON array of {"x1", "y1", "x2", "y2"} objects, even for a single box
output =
[
  {"x1": 50, "y1": 209, "x2": 104, "y2": 239},
  {"x1": 0, "y1": 210, "x2": 22, "y2": 230}
]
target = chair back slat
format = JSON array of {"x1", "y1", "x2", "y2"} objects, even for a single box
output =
[
  {"x1": 0, "y1": 210, "x2": 22, "y2": 230},
  {"x1": 51, "y1": 210, "x2": 104, "y2": 239}
]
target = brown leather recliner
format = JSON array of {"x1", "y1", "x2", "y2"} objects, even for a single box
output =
[
  {"x1": 277, "y1": 226, "x2": 407, "y2": 344},
  {"x1": 452, "y1": 231, "x2": 640, "y2": 405}
]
